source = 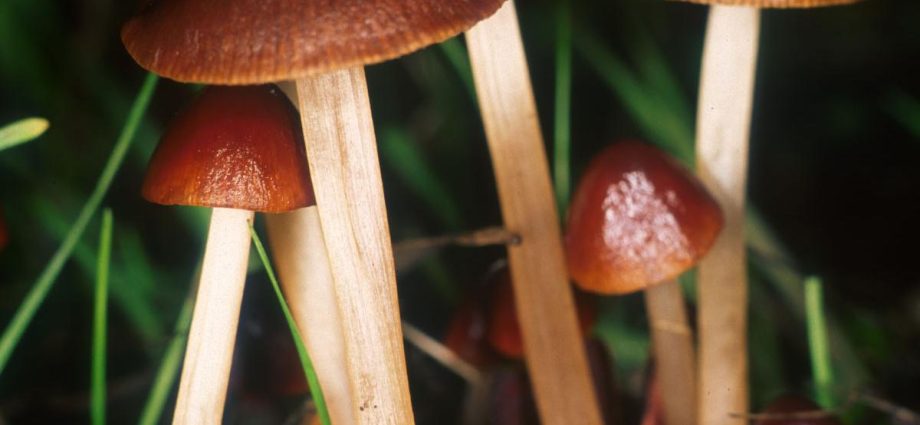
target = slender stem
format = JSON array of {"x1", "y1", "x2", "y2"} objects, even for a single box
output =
[
  {"x1": 265, "y1": 208, "x2": 346, "y2": 425},
  {"x1": 694, "y1": 7, "x2": 759, "y2": 425},
  {"x1": 644, "y1": 280, "x2": 696, "y2": 425},
  {"x1": 805, "y1": 277, "x2": 834, "y2": 408},
  {"x1": 172, "y1": 208, "x2": 253, "y2": 425},
  {"x1": 0, "y1": 73, "x2": 157, "y2": 376},
  {"x1": 294, "y1": 68, "x2": 414, "y2": 425},
  {"x1": 92, "y1": 209, "x2": 113, "y2": 425},
  {"x1": 553, "y1": 0, "x2": 573, "y2": 216},
  {"x1": 251, "y1": 220, "x2": 332, "y2": 425},
  {"x1": 465, "y1": 3, "x2": 603, "y2": 425}
]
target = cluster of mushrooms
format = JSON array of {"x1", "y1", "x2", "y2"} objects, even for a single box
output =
[{"x1": 118, "y1": 0, "x2": 857, "y2": 424}]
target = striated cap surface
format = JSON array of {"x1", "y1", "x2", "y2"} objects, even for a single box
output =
[
  {"x1": 565, "y1": 141, "x2": 723, "y2": 295},
  {"x1": 674, "y1": 0, "x2": 858, "y2": 8},
  {"x1": 143, "y1": 85, "x2": 314, "y2": 212},
  {"x1": 122, "y1": 0, "x2": 507, "y2": 84}
]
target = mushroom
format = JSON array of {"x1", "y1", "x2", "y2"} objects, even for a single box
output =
[
  {"x1": 485, "y1": 266, "x2": 597, "y2": 360},
  {"x1": 565, "y1": 141, "x2": 724, "y2": 425},
  {"x1": 672, "y1": 1, "x2": 858, "y2": 423},
  {"x1": 464, "y1": 2, "x2": 605, "y2": 423},
  {"x1": 142, "y1": 84, "x2": 313, "y2": 424},
  {"x1": 122, "y1": 3, "x2": 508, "y2": 423}
]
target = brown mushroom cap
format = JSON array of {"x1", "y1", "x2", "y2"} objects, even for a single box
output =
[
  {"x1": 142, "y1": 85, "x2": 314, "y2": 212},
  {"x1": 565, "y1": 141, "x2": 724, "y2": 295},
  {"x1": 674, "y1": 0, "x2": 858, "y2": 8},
  {"x1": 122, "y1": 0, "x2": 507, "y2": 84},
  {"x1": 486, "y1": 266, "x2": 596, "y2": 359}
]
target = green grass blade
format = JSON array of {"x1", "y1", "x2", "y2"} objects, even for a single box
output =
[
  {"x1": 0, "y1": 73, "x2": 158, "y2": 377},
  {"x1": 805, "y1": 276, "x2": 834, "y2": 408},
  {"x1": 138, "y1": 286, "x2": 195, "y2": 425},
  {"x1": 33, "y1": 198, "x2": 166, "y2": 348},
  {"x1": 0, "y1": 117, "x2": 48, "y2": 152},
  {"x1": 438, "y1": 37, "x2": 477, "y2": 102},
  {"x1": 92, "y1": 209, "x2": 113, "y2": 425},
  {"x1": 553, "y1": 0, "x2": 573, "y2": 217},
  {"x1": 573, "y1": 29, "x2": 694, "y2": 166},
  {"x1": 249, "y1": 225, "x2": 331, "y2": 425},
  {"x1": 884, "y1": 90, "x2": 920, "y2": 138},
  {"x1": 380, "y1": 127, "x2": 464, "y2": 230}
]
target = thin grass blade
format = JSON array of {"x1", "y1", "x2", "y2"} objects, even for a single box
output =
[
  {"x1": 137, "y1": 284, "x2": 195, "y2": 425},
  {"x1": 805, "y1": 276, "x2": 834, "y2": 408},
  {"x1": 92, "y1": 209, "x2": 113, "y2": 425},
  {"x1": 554, "y1": 0, "x2": 573, "y2": 216},
  {"x1": 0, "y1": 73, "x2": 158, "y2": 376},
  {"x1": 249, "y1": 225, "x2": 331, "y2": 425}
]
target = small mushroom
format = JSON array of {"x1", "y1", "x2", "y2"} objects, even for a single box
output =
[
  {"x1": 143, "y1": 85, "x2": 312, "y2": 424},
  {"x1": 123, "y1": 3, "x2": 506, "y2": 422},
  {"x1": 565, "y1": 141, "x2": 723, "y2": 425},
  {"x1": 485, "y1": 266, "x2": 597, "y2": 360},
  {"x1": 670, "y1": 1, "x2": 859, "y2": 423}
]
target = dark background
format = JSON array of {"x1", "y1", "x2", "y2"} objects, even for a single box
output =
[{"x1": 1, "y1": 0, "x2": 918, "y2": 423}]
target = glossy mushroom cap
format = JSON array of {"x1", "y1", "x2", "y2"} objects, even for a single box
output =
[
  {"x1": 565, "y1": 141, "x2": 724, "y2": 295},
  {"x1": 487, "y1": 267, "x2": 596, "y2": 359},
  {"x1": 674, "y1": 0, "x2": 858, "y2": 8},
  {"x1": 122, "y1": 0, "x2": 507, "y2": 84},
  {"x1": 143, "y1": 85, "x2": 314, "y2": 212},
  {"x1": 756, "y1": 395, "x2": 841, "y2": 425}
]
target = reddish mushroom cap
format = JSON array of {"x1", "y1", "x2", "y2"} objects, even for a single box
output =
[
  {"x1": 756, "y1": 395, "x2": 841, "y2": 425},
  {"x1": 487, "y1": 267, "x2": 597, "y2": 359},
  {"x1": 121, "y1": 0, "x2": 507, "y2": 84},
  {"x1": 143, "y1": 85, "x2": 314, "y2": 212},
  {"x1": 565, "y1": 141, "x2": 724, "y2": 295},
  {"x1": 444, "y1": 294, "x2": 498, "y2": 368}
]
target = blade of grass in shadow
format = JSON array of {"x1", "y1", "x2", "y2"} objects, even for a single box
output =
[
  {"x1": 438, "y1": 37, "x2": 477, "y2": 102},
  {"x1": 138, "y1": 284, "x2": 195, "y2": 425},
  {"x1": 249, "y1": 225, "x2": 331, "y2": 425},
  {"x1": 573, "y1": 28, "x2": 693, "y2": 165},
  {"x1": 0, "y1": 117, "x2": 48, "y2": 152},
  {"x1": 883, "y1": 90, "x2": 920, "y2": 138},
  {"x1": 32, "y1": 197, "x2": 166, "y2": 348},
  {"x1": 92, "y1": 209, "x2": 113, "y2": 425},
  {"x1": 554, "y1": 0, "x2": 573, "y2": 216},
  {"x1": 380, "y1": 127, "x2": 464, "y2": 230},
  {"x1": 0, "y1": 73, "x2": 158, "y2": 376},
  {"x1": 805, "y1": 276, "x2": 834, "y2": 408}
]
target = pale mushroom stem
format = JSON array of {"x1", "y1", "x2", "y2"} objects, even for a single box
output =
[
  {"x1": 265, "y1": 207, "x2": 355, "y2": 425},
  {"x1": 465, "y1": 2, "x2": 604, "y2": 425},
  {"x1": 695, "y1": 6, "x2": 760, "y2": 425},
  {"x1": 173, "y1": 208, "x2": 253, "y2": 425},
  {"x1": 644, "y1": 280, "x2": 696, "y2": 425},
  {"x1": 293, "y1": 68, "x2": 414, "y2": 424}
]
